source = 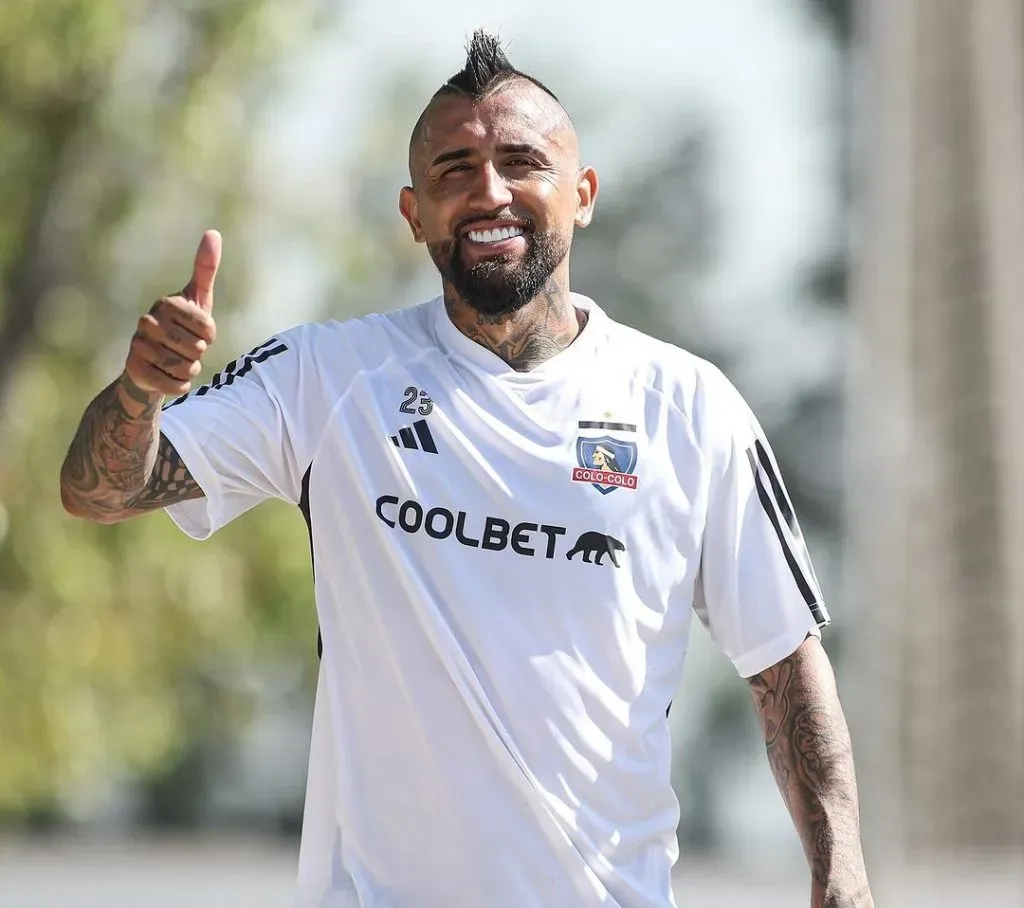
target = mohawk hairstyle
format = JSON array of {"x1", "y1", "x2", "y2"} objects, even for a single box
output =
[
  {"x1": 407, "y1": 30, "x2": 570, "y2": 180},
  {"x1": 440, "y1": 29, "x2": 560, "y2": 103}
]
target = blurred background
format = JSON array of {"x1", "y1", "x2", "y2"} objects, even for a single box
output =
[{"x1": 0, "y1": 0, "x2": 1021, "y2": 905}]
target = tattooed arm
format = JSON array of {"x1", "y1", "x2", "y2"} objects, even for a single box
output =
[
  {"x1": 60, "y1": 373, "x2": 202, "y2": 523},
  {"x1": 61, "y1": 232, "x2": 220, "y2": 523},
  {"x1": 748, "y1": 636, "x2": 874, "y2": 908}
]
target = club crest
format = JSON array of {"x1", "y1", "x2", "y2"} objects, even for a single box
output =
[{"x1": 572, "y1": 435, "x2": 639, "y2": 495}]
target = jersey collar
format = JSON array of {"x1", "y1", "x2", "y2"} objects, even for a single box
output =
[{"x1": 432, "y1": 292, "x2": 606, "y2": 380}]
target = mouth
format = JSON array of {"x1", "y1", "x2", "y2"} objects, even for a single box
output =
[{"x1": 460, "y1": 221, "x2": 531, "y2": 250}]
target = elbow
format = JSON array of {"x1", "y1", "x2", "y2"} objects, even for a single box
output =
[
  {"x1": 60, "y1": 481, "x2": 92, "y2": 521},
  {"x1": 59, "y1": 471, "x2": 84, "y2": 518},
  {"x1": 59, "y1": 477, "x2": 124, "y2": 524}
]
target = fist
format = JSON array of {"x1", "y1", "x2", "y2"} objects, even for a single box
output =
[{"x1": 125, "y1": 230, "x2": 221, "y2": 396}]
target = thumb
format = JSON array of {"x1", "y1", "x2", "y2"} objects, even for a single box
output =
[{"x1": 183, "y1": 229, "x2": 222, "y2": 311}]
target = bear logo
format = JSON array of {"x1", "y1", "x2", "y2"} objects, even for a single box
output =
[{"x1": 566, "y1": 531, "x2": 626, "y2": 567}]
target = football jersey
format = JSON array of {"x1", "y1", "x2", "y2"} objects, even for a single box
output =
[{"x1": 160, "y1": 293, "x2": 828, "y2": 908}]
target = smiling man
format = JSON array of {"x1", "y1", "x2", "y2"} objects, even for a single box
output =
[{"x1": 60, "y1": 30, "x2": 873, "y2": 908}]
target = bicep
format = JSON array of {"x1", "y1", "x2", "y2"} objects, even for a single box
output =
[{"x1": 125, "y1": 432, "x2": 205, "y2": 514}]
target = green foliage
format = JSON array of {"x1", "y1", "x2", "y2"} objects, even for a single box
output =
[
  {"x1": 0, "y1": 4, "x2": 848, "y2": 829},
  {"x1": 0, "y1": 0, "x2": 329, "y2": 819}
]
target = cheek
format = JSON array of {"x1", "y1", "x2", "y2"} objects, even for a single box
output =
[
  {"x1": 424, "y1": 198, "x2": 465, "y2": 239},
  {"x1": 530, "y1": 177, "x2": 578, "y2": 224}
]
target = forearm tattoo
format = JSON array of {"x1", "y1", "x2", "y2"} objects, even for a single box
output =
[
  {"x1": 748, "y1": 641, "x2": 873, "y2": 908},
  {"x1": 61, "y1": 375, "x2": 201, "y2": 519}
]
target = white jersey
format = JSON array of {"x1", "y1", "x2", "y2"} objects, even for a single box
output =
[{"x1": 161, "y1": 294, "x2": 828, "y2": 908}]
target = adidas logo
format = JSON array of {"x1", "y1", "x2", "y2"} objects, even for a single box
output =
[{"x1": 389, "y1": 419, "x2": 438, "y2": 454}]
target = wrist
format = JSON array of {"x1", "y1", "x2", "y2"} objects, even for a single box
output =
[
  {"x1": 117, "y1": 370, "x2": 166, "y2": 411},
  {"x1": 814, "y1": 876, "x2": 874, "y2": 908}
]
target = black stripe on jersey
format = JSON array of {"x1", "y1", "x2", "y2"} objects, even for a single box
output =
[
  {"x1": 746, "y1": 446, "x2": 828, "y2": 625},
  {"x1": 398, "y1": 426, "x2": 417, "y2": 449},
  {"x1": 755, "y1": 440, "x2": 796, "y2": 531},
  {"x1": 298, "y1": 463, "x2": 322, "y2": 661},
  {"x1": 578, "y1": 421, "x2": 637, "y2": 432},
  {"x1": 163, "y1": 340, "x2": 289, "y2": 409},
  {"x1": 412, "y1": 419, "x2": 438, "y2": 454}
]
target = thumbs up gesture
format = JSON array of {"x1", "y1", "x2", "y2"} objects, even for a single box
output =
[{"x1": 125, "y1": 230, "x2": 221, "y2": 396}]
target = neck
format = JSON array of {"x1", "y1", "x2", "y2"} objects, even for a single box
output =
[{"x1": 444, "y1": 277, "x2": 585, "y2": 372}]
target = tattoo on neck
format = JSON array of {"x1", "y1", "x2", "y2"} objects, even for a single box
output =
[{"x1": 444, "y1": 282, "x2": 586, "y2": 372}]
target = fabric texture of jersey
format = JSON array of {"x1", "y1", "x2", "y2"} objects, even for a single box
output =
[{"x1": 160, "y1": 294, "x2": 828, "y2": 908}]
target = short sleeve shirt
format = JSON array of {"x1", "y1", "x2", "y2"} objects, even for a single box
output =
[{"x1": 161, "y1": 294, "x2": 828, "y2": 908}]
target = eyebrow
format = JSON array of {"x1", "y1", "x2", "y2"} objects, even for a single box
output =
[{"x1": 428, "y1": 143, "x2": 546, "y2": 168}]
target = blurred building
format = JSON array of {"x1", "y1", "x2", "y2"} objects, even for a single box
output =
[{"x1": 848, "y1": 0, "x2": 1024, "y2": 861}]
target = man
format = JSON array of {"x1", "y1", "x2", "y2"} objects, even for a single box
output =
[{"x1": 60, "y1": 30, "x2": 873, "y2": 908}]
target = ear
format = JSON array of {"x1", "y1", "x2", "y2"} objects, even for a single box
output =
[
  {"x1": 399, "y1": 186, "x2": 426, "y2": 243},
  {"x1": 574, "y1": 166, "x2": 599, "y2": 228}
]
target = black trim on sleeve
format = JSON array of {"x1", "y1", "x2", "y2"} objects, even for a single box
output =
[
  {"x1": 746, "y1": 447, "x2": 828, "y2": 626},
  {"x1": 755, "y1": 440, "x2": 796, "y2": 532},
  {"x1": 163, "y1": 339, "x2": 289, "y2": 410}
]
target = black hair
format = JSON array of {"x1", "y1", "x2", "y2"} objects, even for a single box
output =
[
  {"x1": 407, "y1": 30, "x2": 570, "y2": 179},
  {"x1": 440, "y1": 29, "x2": 560, "y2": 103}
]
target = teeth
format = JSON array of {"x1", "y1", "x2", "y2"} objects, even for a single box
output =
[{"x1": 467, "y1": 226, "x2": 525, "y2": 244}]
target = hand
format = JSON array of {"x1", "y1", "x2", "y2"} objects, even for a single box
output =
[{"x1": 124, "y1": 230, "x2": 221, "y2": 396}]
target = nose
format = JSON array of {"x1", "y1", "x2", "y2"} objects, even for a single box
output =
[{"x1": 467, "y1": 161, "x2": 513, "y2": 211}]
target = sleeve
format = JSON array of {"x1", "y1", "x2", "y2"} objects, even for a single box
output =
[
  {"x1": 158, "y1": 331, "x2": 312, "y2": 541},
  {"x1": 692, "y1": 366, "x2": 830, "y2": 678}
]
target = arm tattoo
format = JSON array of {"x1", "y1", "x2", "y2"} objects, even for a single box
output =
[
  {"x1": 60, "y1": 374, "x2": 201, "y2": 521},
  {"x1": 127, "y1": 432, "x2": 203, "y2": 512},
  {"x1": 444, "y1": 282, "x2": 583, "y2": 372},
  {"x1": 748, "y1": 639, "x2": 874, "y2": 908}
]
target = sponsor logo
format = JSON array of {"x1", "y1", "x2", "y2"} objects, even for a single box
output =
[
  {"x1": 389, "y1": 418, "x2": 438, "y2": 454},
  {"x1": 566, "y1": 531, "x2": 625, "y2": 567},
  {"x1": 572, "y1": 422, "x2": 639, "y2": 495},
  {"x1": 374, "y1": 495, "x2": 625, "y2": 568}
]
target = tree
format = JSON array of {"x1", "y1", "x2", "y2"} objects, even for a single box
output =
[{"x1": 0, "y1": 0, "x2": 335, "y2": 822}]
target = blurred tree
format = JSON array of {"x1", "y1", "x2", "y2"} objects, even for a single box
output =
[
  {"x1": 0, "y1": 3, "x2": 856, "y2": 837},
  {"x1": 0, "y1": 0, "x2": 336, "y2": 823}
]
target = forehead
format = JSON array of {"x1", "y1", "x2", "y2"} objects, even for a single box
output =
[{"x1": 419, "y1": 85, "x2": 572, "y2": 158}]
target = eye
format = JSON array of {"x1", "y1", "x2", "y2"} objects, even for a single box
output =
[
  {"x1": 442, "y1": 163, "x2": 472, "y2": 175},
  {"x1": 506, "y1": 158, "x2": 535, "y2": 167}
]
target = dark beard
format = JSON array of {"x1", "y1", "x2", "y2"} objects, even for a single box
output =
[{"x1": 430, "y1": 228, "x2": 570, "y2": 319}]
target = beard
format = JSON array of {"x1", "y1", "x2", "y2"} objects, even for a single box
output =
[{"x1": 429, "y1": 225, "x2": 570, "y2": 319}]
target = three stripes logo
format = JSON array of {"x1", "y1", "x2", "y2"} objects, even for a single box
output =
[
  {"x1": 163, "y1": 337, "x2": 289, "y2": 409},
  {"x1": 747, "y1": 439, "x2": 830, "y2": 628},
  {"x1": 390, "y1": 419, "x2": 438, "y2": 455}
]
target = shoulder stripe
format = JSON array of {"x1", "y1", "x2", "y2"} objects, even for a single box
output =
[
  {"x1": 754, "y1": 439, "x2": 796, "y2": 532},
  {"x1": 746, "y1": 446, "x2": 829, "y2": 626},
  {"x1": 163, "y1": 339, "x2": 288, "y2": 409}
]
